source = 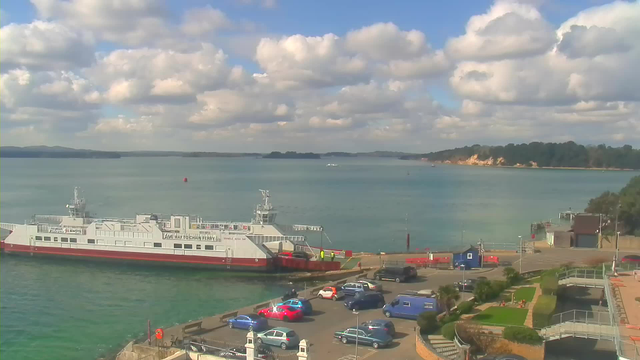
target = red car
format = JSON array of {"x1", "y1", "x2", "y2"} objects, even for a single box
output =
[
  {"x1": 622, "y1": 255, "x2": 640, "y2": 263},
  {"x1": 257, "y1": 305, "x2": 303, "y2": 322}
]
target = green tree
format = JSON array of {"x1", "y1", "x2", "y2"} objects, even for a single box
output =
[
  {"x1": 417, "y1": 311, "x2": 439, "y2": 334},
  {"x1": 586, "y1": 176, "x2": 640, "y2": 234},
  {"x1": 585, "y1": 191, "x2": 620, "y2": 221},
  {"x1": 503, "y1": 267, "x2": 521, "y2": 286},
  {"x1": 438, "y1": 284, "x2": 461, "y2": 315},
  {"x1": 473, "y1": 280, "x2": 494, "y2": 302}
]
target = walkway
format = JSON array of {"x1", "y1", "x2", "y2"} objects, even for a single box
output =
[
  {"x1": 541, "y1": 322, "x2": 616, "y2": 341},
  {"x1": 524, "y1": 284, "x2": 541, "y2": 327}
]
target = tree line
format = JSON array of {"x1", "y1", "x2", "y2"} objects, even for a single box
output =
[
  {"x1": 402, "y1": 142, "x2": 640, "y2": 169},
  {"x1": 586, "y1": 176, "x2": 640, "y2": 236}
]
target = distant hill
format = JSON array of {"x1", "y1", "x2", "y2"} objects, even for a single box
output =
[
  {"x1": 182, "y1": 152, "x2": 261, "y2": 158},
  {"x1": 263, "y1": 151, "x2": 321, "y2": 159},
  {"x1": 1, "y1": 146, "x2": 120, "y2": 159},
  {"x1": 401, "y1": 142, "x2": 640, "y2": 170}
]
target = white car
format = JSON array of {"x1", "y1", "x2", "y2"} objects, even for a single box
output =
[{"x1": 317, "y1": 286, "x2": 345, "y2": 301}]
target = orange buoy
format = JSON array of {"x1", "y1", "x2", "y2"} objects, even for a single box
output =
[
  {"x1": 183, "y1": 177, "x2": 188, "y2": 183},
  {"x1": 155, "y1": 328, "x2": 164, "y2": 340}
]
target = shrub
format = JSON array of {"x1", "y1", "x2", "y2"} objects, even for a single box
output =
[
  {"x1": 457, "y1": 301, "x2": 475, "y2": 315},
  {"x1": 503, "y1": 326, "x2": 543, "y2": 345},
  {"x1": 442, "y1": 322, "x2": 457, "y2": 340},
  {"x1": 532, "y1": 295, "x2": 557, "y2": 328},
  {"x1": 503, "y1": 267, "x2": 521, "y2": 286},
  {"x1": 473, "y1": 280, "x2": 494, "y2": 303},
  {"x1": 439, "y1": 311, "x2": 461, "y2": 325},
  {"x1": 491, "y1": 280, "x2": 507, "y2": 295},
  {"x1": 417, "y1": 311, "x2": 439, "y2": 334},
  {"x1": 541, "y1": 275, "x2": 558, "y2": 295}
]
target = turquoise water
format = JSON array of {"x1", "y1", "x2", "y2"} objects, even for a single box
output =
[{"x1": 0, "y1": 157, "x2": 635, "y2": 359}]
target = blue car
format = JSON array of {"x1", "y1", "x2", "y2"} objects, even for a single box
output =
[
  {"x1": 344, "y1": 291, "x2": 386, "y2": 311},
  {"x1": 228, "y1": 314, "x2": 269, "y2": 331},
  {"x1": 277, "y1": 298, "x2": 313, "y2": 316}
]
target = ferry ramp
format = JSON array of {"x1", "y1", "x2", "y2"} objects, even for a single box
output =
[{"x1": 540, "y1": 310, "x2": 616, "y2": 341}]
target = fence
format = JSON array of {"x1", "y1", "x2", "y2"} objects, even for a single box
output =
[
  {"x1": 557, "y1": 268, "x2": 604, "y2": 281},
  {"x1": 549, "y1": 310, "x2": 612, "y2": 327}
]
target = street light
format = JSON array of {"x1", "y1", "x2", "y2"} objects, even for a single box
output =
[
  {"x1": 353, "y1": 309, "x2": 359, "y2": 359},
  {"x1": 461, "y1": 229, "x2": 465, "y2": 245},
  {"x1": 518, "y1": 236, "x2": 523, "y2": 273},
  {"x1": 461, "y1": 264, "x2": 466, "y2": 300}
]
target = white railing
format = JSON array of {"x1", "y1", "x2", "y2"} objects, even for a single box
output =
[
  {"x1": 0, "y1": 223, "x2": 17, "y2": 231},
  {"x1": 247, "y1": 235, "x2": 306, "y2": 245},
  {"x1": 549, "y1": 309, "x2": 612, "y2": 327},
  {"x1": 34, "y1": 215, "x2": 65, "y2": 224},
  {"x1": 36, "y1": 224, "x2": 86, "y2": 235}
]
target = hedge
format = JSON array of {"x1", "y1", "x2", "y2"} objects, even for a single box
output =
[
  {"x1": 442, "y1": 322, "x2": 456, "y2": 341},
  {"x1": 503, "y1": 326, "x2": 543, "y2": 345},
  {"x1": 532, "y1": 295, "x2": 557, "y2": 328},
  {"x1": 457, "y1": 301, "x2": 475, "y2": 315},
  {"x1": 439, "y1": 312, "x2": 461, "y2": 325},
  {"x1": 417, "y1": 312, "x2": 439, "y2": 334},
  {"x1": 541, "y1": 275, "x2": 558, "y2": 295}
]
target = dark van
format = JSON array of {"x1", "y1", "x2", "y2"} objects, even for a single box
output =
[{"x1": 373, "y1": 266, "x2": 417, "y2": 283}]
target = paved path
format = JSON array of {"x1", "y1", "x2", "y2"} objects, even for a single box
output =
[{"x1": 524, "y1": 284, "x2": 541, "y2": 327}]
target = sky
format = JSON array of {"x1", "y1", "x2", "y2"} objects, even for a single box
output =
[{"x1": 0, "y1": 0, "x2": 639, "y2": 152}]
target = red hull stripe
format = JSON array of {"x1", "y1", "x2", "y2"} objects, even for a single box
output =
[{"x1": 3, "y1": 243, "x2": 270, "y2": 268}]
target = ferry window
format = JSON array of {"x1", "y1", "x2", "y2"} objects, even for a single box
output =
[
  {"x1": 196, "y1": 245, "x2": 201, "y2": 250},
  {"x1": 174, "y1": 243, "x2": 182, "y2": 249},
  {"x1": 174, "y1": 218, "x2": 181, "y2": 228},
  {"x1": 36, "y1": 236, "x2": 43, "y2": 241},
  {"x1": 205, "y1": 245, "x2": 214, "y2": 250},
  {"x1": 125, "y1": 241, "x2": 133, "y2": 246},
  {"x1": 44, "y1": 236, "x2": 51, "y2": 241},
  {"x1": 97, "y1": 239, "x2": 105, "y2": 245},
  {"x1": 184, "y1": 244, "x2": 193, "y2": 249},
  {"x1": 61, "y1": 238, "x2": 68, "y2": 242},
  {"x1": 88, "y1": 239, "x2": 96, "y2": 244},
  {"x1": 153, "y1": 243, "x2": 162, "y2": 248},
  {"x1": 70, "y1": 238, "x2": 77, "y2": 243}
]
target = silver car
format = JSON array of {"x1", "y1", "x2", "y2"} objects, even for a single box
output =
[{"x1": 257, "y1": 327, "x2": 300, "y2": 350}]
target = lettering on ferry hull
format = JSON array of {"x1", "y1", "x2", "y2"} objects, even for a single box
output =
[{"x1": 162, "y1": 233, "x2": 220, "y2": 241}]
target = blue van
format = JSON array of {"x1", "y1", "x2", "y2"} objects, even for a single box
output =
[{"x1": 382, "y1": 292, "x2": 439, "y2": 320}]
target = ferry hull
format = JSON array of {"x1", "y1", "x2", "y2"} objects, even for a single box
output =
[{"x1": 1, "y1": 243, "x2": 273, "y2": 271}]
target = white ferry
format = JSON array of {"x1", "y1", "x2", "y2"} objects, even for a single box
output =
[{"x1": 0, "y1": 188, "x2": 326, "y2": 271}]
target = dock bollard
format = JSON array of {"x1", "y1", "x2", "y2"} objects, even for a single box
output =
[
  {"x1": 297, "y1": 339, "x2": 309, "y2": 360},
  {"x1": 245, "y1": 331, "x2": 256, "y2": 360}
]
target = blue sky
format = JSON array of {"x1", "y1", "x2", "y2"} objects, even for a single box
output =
[{"x1": 1, "y1": 0, "x2": 638, "y2": 151}]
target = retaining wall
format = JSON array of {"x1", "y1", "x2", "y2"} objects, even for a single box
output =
[{"x1": 415, "y1": 327, "x2": 446, "y2": 360}]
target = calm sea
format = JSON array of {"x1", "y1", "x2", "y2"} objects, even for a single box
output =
[{"x1": 0, "y1": 157, "x2": 635, "y2": 359}]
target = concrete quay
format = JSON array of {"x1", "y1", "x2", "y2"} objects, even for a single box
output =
[{"x1": 118, "y1": 247, "x2": 640, "y2": 360}]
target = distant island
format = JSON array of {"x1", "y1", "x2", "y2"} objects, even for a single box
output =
[
  {"x1": 0, "y1": 146, "x2": 121, "y2": 159},
  {"x1": 401, "y1": 142, "x2": 640, "y2": 170},
  {"x1": 263, "y1": 151, "x2": 321, "y2": 159}
]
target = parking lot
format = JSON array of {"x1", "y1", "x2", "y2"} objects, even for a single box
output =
[{"x1": 191, "y1": 267, "x2": 500, "y2": 360}]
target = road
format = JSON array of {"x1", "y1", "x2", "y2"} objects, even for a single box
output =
[{"x1": 180, "y1": 247, "x2": 637, "y2": 360}]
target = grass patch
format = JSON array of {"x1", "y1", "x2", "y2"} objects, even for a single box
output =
[
  {"x1": 473, "y1": 307, "x2": 528, "y2": 326},
  {"x1": 514, "y1": 287, "x2": 536, "y2": 303}
]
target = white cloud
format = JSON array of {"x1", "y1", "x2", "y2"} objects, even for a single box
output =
[
  {"x1": 308, "y1": 116, "x2": 354, "y2": 129},
  {"x1": 345, "y1": 23, "x2": 427, "y2": 61},
  {"x1": 180, "y1": 6, "x2": 232, "y2": 36},
  {"x1": 30, "y1": 0, "x2": 171, "y2": 46},
  {"x1": 446, "y1": 1, "x2": 556, "y2": 61},
  {"x1": 0, "y1": 21, "x2": 95, "y2": 70},
  {"x1": 189, "y1": 89, "x2": 292, "y2": 125},
  {"x1": 89, "y1": 115, "x2": 154, "y2": 134},
  {"x1": 255, "y1": 34, "x2": 369, "y2": 90},
  {"x1": 383, "y1": 51, "x2": 450, "y2": 79}
]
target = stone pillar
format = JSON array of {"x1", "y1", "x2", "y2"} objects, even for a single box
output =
[
  {"x1": 297, "y1": 339, "x2": 309, "y2": 360},
  {"x1": 246, "y1": 331, "x2": 256, "y2": 360}
]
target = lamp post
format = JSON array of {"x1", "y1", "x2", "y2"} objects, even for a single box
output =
[
  {"x1": 461, "y1": 230, "x2": 465, "y2": 245},
  {"x1": 462, "y1": 264, "x2": 466, "y2": 300},
  {"x1": 353, "y1": 309, "x2": 359, "y2": 359},
  {"x1": 518, "y1": 236, "x2": 523, "y2": 273},
  {"x1": 615, "y1": 202, "x2": 620, "y2": 262}
]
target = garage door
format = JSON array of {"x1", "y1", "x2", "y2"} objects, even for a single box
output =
[{"x1": 576, "y1": 234, "x2": 598, "y2": 248}]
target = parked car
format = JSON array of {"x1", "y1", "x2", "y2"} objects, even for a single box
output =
[
  {"x1": 476, "y1": 276, "x2": 488, "y2": 282},
  {"x1": 454, "y1": 279, "x2": 477, "y2": 292},
  {"x1": 344, "y1": 291, "x2": 385, "y2": 311},
  {"x1": 334, "y1": 326, "x2": 393, "y2": 349},
  {"x1": 217, "y1": 345, "x2": 274, "y2": 359},
  {"x1": 361, "y1": 319, "x2": 396, "y2": 336},
  {"x1": 227, "y1": 314, "x2": 269, "y2": 331},
  {"x1": 356, "y1": 279, "x2": 383, "y2": 292},
  {"x1": 373, "y1": 266, "x2": 416, "y2": 282},
  {"x1": 257, "y1": 305, "x2": 303, "y2": 322},
  {"x1": 341, "y1": 282, "x2": 369, "y2": 296},
  {"x1": 317, "y1": 286, "x2": 345, "y2": 301},
  {"x1": 383, "y1": 293, "x2": 439, "y2": 319},
  {"x1": 256, "y1": 327, "x2": 300, "y2": 350},
  {"x1": 622, "y1": 255, "x2": 640, "y2": 263},
  {"x1": 277, "y1": 298, "x2": 313, "y2": 316}
]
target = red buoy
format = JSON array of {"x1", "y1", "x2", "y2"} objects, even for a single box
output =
[{"x1": 183, "y1": 177, "x2": 188, "y2": 183}]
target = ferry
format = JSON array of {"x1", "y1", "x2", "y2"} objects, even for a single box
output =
[{"x1": 0, "y1": 188, "x2": 332, "y2": 271}]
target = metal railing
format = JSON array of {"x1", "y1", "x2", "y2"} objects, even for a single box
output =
[
  {"x1": 557, "y1": 268, "x2": 604, "y2": 281},
  {"x1": 603, "y1": 264, "x2": 640, "y2": 360},
  {"x1": 453, "y1": 322, "x2": 470, "y2": 360},
  {"x1": 549, "y1": 309, "x2": 612, "y2": 327}
]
